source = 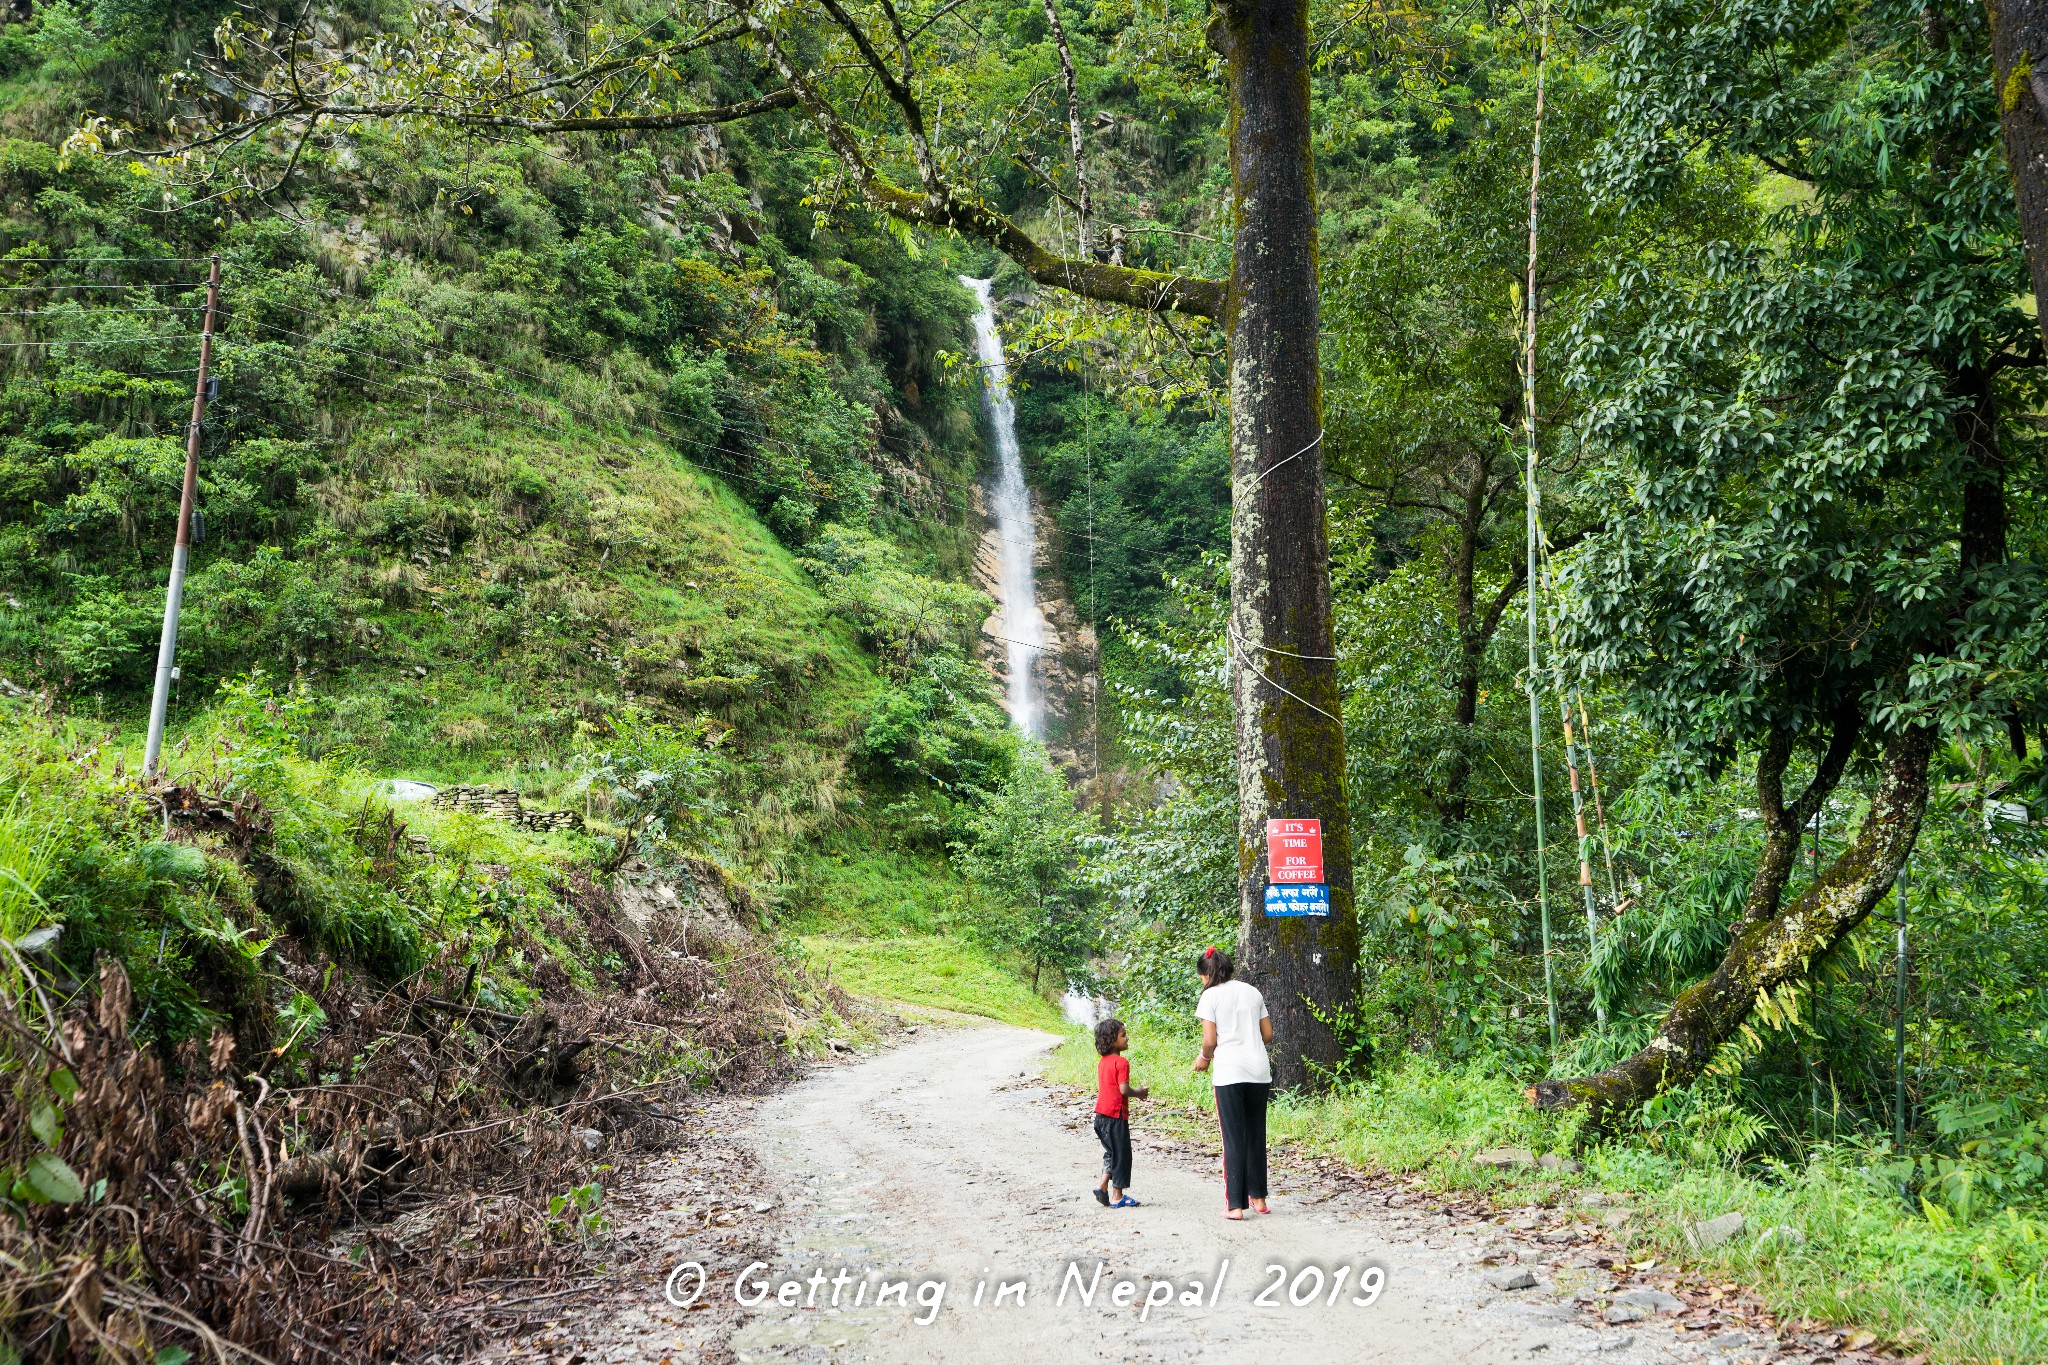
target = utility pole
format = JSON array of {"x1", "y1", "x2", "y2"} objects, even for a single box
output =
[
  {"x1": 1522, "y1": 21, "x2": 1558, "y2": 1054},
  {"x1": 1894, "y1": 857, "x2": 1910, "y2": 1151},
  {"x1": 143, "y1": 254, "x2": 222, "y2": 778}
]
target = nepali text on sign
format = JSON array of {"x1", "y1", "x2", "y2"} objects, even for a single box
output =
[{"x1": 1264, "y1": 883, "x2": 1331, "y2": 917}]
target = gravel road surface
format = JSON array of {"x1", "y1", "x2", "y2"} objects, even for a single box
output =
[{"x1": 516, "y1": 1021, "x2": 1769, "y2": 1364}]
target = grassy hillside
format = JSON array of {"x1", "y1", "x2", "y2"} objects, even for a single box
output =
[
  {"x1": 0, "y1": 85, "x2": 1012, "y2": 866},
  {"x1": 0, "y1": 10, "x2": 1080, "y2": 1353}
]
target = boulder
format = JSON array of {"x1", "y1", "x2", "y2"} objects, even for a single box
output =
[
  {"x1": 1612, "y1": 1287, "x2": 1685, "y2": 1314},
  {"x1": 1474, "y1": 1147, "x2": 1539, "y2": 1170},
  {"x1": 1486, "y1": 1268, "x2": 1538, "y2": 1291},
  {"x1": 1538, "y1": 1153, "x2": 1586, "y2": 1174},
  {"x1": 1686, "y1": 1212, "x2": 1746, "y2": 1250}
]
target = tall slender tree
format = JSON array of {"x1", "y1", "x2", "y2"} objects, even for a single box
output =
[{"x1": 1214, "y1": 0, "x2": 1357, "y2": 1087}]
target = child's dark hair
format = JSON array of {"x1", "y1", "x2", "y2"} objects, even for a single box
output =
[
  {"x1": 1197, "y1": 945, "x2": 1235, "y2": 982},
  {"x1": 1093, "y1": 1017, "x2": 1126, "y2": 1056}
]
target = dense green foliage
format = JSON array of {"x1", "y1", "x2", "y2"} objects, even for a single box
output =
[
  {"x1": 0, "y1": 15, "x2": 1040, "y2": 921},
  {"x1": 2, "y1": 678, "x2": 591, "y2": 1050},
  {"x1": 997, "y1": 0, "x2": 2048, "y2": 1327},
  {"x1": 2, "y1": 0, "x2": 2047, "y2": 1350}
]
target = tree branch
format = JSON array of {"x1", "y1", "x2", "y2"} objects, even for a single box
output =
[
  {"x1": 1531, "y1": 721, "x2": 1934, "y2": 1128},
  {"x1": 141, "y1": 89, "x2": 801, "y2": 158},
  {"x1": 744, "y1": 9, "x2": 1222, "y2": 316},
  {"x1": 1786, "y1": 699, "x2": 1862, "y2": 830},
  {"x1": 814, "y1": 0, "x2": 944, "y2": 198},
  {"x1": 1041, "y1": 0, "x2": 1094, "y2": 256}
]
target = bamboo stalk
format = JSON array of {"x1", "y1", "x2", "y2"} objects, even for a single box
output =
[
  {"x1": 1574, "y1": 690, "x2": 1623, "y2": 911},
  {"x1": 1522, "y1": 16, "x2": 1558, "y2": 1054},
  {"x1": 1531, "y1": 515, "x2": 1603, "y2": 1022}
]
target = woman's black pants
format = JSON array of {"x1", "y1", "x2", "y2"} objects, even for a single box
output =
[{"x1": 1215, "y1": 1081, "x2": 1270, "y2": 1210}]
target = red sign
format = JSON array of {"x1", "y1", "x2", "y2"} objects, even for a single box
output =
[{"x1": 1266, "y1": 818, "x2": 1323, "y2": 883}]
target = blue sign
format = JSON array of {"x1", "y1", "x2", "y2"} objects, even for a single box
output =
[{"x1": 1264, "y1": 883, "x2": 1330, "y2": 917}]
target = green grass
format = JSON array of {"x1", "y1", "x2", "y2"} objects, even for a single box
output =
[
  {"x1": 784, "y1": 839, "x2": 1075, "y2": 1032},
  {"x1": 1046, "y1": 1017, "x2": 2048, "y2": 1364},
  {"x1": 801, "y1": 934, "x2": 1067, "y2": 1030},
  {"x1": 781, "y1": 841, "x2": 992, "y2": 938}
]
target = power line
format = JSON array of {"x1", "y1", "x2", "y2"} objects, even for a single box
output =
[
  {"x1": 0, "y1": 281, "x2": 214, "y2": 293},
  {"x1": 0, "y1": 336, "x2": 205, "y2": 349},
  {"x1": 0, "y1": 305, "x2": 210, "y2": 317},
  {"x1": 12, "y1": 347, "x2": 1124, "y2": 662},
  {"x1": 0, "y1": 256, "x2": 220, "y2": 264}
]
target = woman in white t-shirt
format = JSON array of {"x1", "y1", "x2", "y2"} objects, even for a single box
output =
[{"x1": 1192, "y1": 946, "x2": 1273, "y2": 1219}]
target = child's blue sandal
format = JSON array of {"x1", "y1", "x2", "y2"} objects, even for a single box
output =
[
  {"x1": 1111, "y1": 1195, "x2": 1142, "y2": 1208},
  {"x1": 1092, "y1": 1188, "x2": 1111, "y2": 1206}
]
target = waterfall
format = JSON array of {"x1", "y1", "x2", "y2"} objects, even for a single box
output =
[{"x1": 961, "y1": 277, "x2": 1046, "y2": 738}]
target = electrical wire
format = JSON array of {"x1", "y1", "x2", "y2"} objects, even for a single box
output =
[
  {"x1": 3, "y1": 267, "x2": 1209, "y2": 578},
  {"x1": 0, "y1": 305, "x2": 209, "y2": 317},
  {"x1": 0, "y1": 336, "x2": 205, "y2": 349},
  {"x1": 0, "y1": 256, "x2": 220, "y2": 264},
  {"x1": 202, "y1": 337, "x2": 1091, "y2": 568},
  {"x1": 0, "y1": 281, "x2": 214, "y2": 293}
]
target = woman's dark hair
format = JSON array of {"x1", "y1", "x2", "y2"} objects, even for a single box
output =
[
  {"x1": 1093, "y1": 1017, "x2": 1126, "y2": 1056},
  {"x1": 1197, "y1": 946, "x2": 1235, "y2": 983}
]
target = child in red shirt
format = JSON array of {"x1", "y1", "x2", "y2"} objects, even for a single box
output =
[{"x1": 1092, "y1": 1017, "x2": 1148, "y2": 1208}]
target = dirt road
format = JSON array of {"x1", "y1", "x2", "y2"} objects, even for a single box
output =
[{"x1": 527, "y1": 1023, "x2": 1757, "y2": 1364}]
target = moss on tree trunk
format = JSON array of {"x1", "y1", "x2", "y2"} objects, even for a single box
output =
[
  {"x1": 1213, "y1": 0, "x2": 1359, "y2": 1091},
  {"x1": 1528, "y1": 723, "x2": 1933, "y2": 1127}
]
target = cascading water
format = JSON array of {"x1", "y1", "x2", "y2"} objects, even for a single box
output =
[{"x1": 961, "y1": 277, "x2": 1047, "y2": 738}]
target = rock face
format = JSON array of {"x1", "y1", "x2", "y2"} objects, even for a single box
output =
[
  {"x1": 970, "y1": 486, "x2": 1100, "y2": 780},
  {"x1": 1473, "y1": 1147, "x2": 1539, "y2": 1170},
  {"x1": 1612, "y1": 1287, "x2": 1685, "y2": 1314},
  {"x1": 431, "y1": 785, "x2": 585, "y2": 833}
]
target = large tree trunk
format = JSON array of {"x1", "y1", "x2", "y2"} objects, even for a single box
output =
[
  {"x1": 1989, "y1": 0, "x2": 2048, "y2": 354},
  {"x1": 1948, "y1": 360, "x2": 2029, "y2": 759},
  {"x1": 1213, "y1": 0, "x2": 1358, "y2": 1090},
  {"x1": 1529, "y1": 722, "x2": 1933, "y2": 1127},
  {"x1": 1442, "y1": 456, "x2": 1490, "y2": 825}
]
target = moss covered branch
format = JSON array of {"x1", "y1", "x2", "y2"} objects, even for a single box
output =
[{"x1": 1528, "y1": 722, "x2": 1934, "y2": 1128}]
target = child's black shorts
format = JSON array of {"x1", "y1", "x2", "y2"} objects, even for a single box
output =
[{"x1": 1093, "y1": 1113, "x2": 1132, "y2": 1189}]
